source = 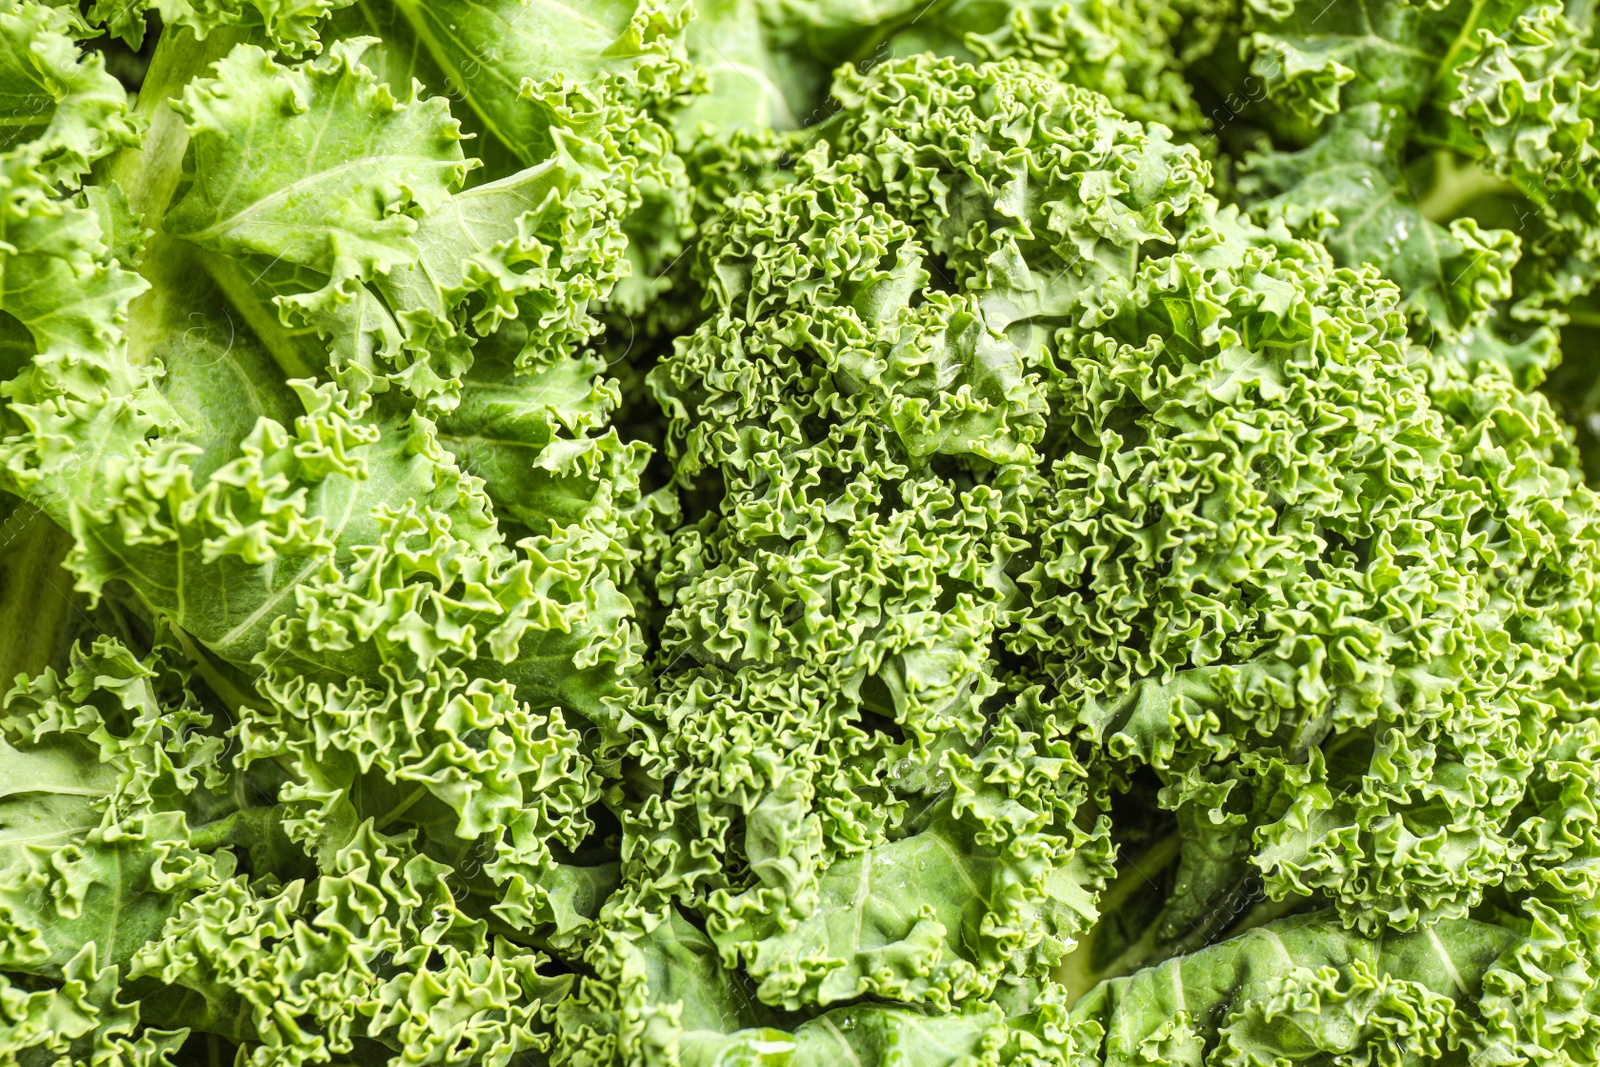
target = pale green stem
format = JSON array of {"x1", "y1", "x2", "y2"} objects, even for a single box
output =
[
  {"x1": 374, "y1": 785, "x2": 431, "y2": 831},
  {"x1": 1416, "y1": 152, "x2": 1519, "y2": 223},
  {"x1": 1053, "y1": 833, "x2": 1182, "y2": 1004},
  {"x1": 0, "y1": 506, "x2": 76, "y2": 683},
  {"x1": 102, "y1": 26, "x2": 246, "y2": 367}
]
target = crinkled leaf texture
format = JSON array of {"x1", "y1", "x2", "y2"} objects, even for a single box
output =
[{"x1": 2, "y1": 4, "x2": 1600, "y2": 1067}]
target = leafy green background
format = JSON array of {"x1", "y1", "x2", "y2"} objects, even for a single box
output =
[{"x1": 2, "y1": 0, "x2": 1599, "y2": 1064}]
